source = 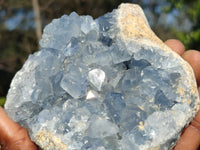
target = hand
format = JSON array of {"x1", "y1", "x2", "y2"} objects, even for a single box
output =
[
  {"x1": 165, "y1": 39, "x2": 200, "y2": 150},
  {"x1": 0, "y1": 107, "x2": 37, "y2": 150}
]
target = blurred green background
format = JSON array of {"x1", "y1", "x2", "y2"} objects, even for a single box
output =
[{"x1": 0, "y1": 0, "x2": 200, "y2": 107}]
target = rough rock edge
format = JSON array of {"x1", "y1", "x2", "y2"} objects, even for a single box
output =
[
  {"x1": 35, "y1": 130, "x2": 67, "y2": 150},
  {"x1": 118, "y1": 3, "x2": 200, "y2": 149},
  {"x1": 118, "y1": 3, "x2": 199, "y2": 114}
]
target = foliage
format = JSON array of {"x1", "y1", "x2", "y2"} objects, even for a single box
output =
[
  {"x1": 0, "y1": 97, "x2": 6, "y2": 107},
  {"x1": 173, "y1": 28, "x2": 200, "y2": 50},
  {"x1": 0, "y1": 30, "x2": 38, "y2": 69},
  {"x1": 167, "y1": 0, "x2": 200, "y2": 50}
]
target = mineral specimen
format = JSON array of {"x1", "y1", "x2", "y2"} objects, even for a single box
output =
[{"x1": 5, "y1": 3, "x2": 199, "y2": 150}]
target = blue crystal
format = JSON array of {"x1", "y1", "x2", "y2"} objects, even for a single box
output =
[
  {"x1": 104, "y1": 93, "x2": 126, "y2": 123},
  {"x1": 5, "y1": 4, "x2": 199, "y2": 150}
]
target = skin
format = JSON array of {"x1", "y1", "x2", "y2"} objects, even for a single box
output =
[
  {"x1": 0, "y1": 39, "x2": 199, "y2": 150},
  {"x1": 0, "y1": 106, "x2": 38, "y2": 149}
]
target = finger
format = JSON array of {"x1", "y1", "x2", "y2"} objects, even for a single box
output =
[
  {"x1": 174, "y1": 88, "x2": 200, "y2": 150},
  {"x1": 6, "y1": 128, "x2": 38, "y2": 150},
  {"x1": 182, "y1": 50, "x2": 200, "y2": 86},
  {"x1": 0, "y1": 107, "x2": 37, "y2": 150},
  {"x1": 165, "y1": 39, "x2": 185, "y2": 55}
]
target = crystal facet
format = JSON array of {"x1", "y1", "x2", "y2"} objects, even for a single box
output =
[{"x1": 88, "y1": 69, "x2": 106, "y2": 91}]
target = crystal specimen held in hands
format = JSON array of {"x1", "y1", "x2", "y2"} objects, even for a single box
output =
[{"x1": 5, "y1": 3, "x2": 200, "y2": 150}]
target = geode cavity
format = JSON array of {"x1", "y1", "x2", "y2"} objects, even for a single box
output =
[{"x1": 5, "y1": 3, "x2": 199, "y2": 150}]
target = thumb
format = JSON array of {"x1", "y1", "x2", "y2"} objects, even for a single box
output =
[{"x1": 0, "y1": 107, "x2": 37, "y2": 150}]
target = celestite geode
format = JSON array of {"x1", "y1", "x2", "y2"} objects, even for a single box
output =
[{"x1": 5, "y1": 3, "x2": 199, "y2": 150}]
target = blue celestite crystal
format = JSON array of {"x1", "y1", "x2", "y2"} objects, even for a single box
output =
[{"x1": 5, "y1": 3, "x2": 199, "y2": 150}]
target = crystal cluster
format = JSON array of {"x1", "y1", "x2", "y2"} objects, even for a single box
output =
[{"x1": 5, "y1": 3, "x2": 199, "y2": 150}]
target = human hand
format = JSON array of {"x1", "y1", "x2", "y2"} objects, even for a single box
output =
[
  {"x1": 0, "y1": 107, "x2": 37, "y2": 150},
  {"x1": 165, "y1": 39, "x2": 200, "y2": 150}
]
